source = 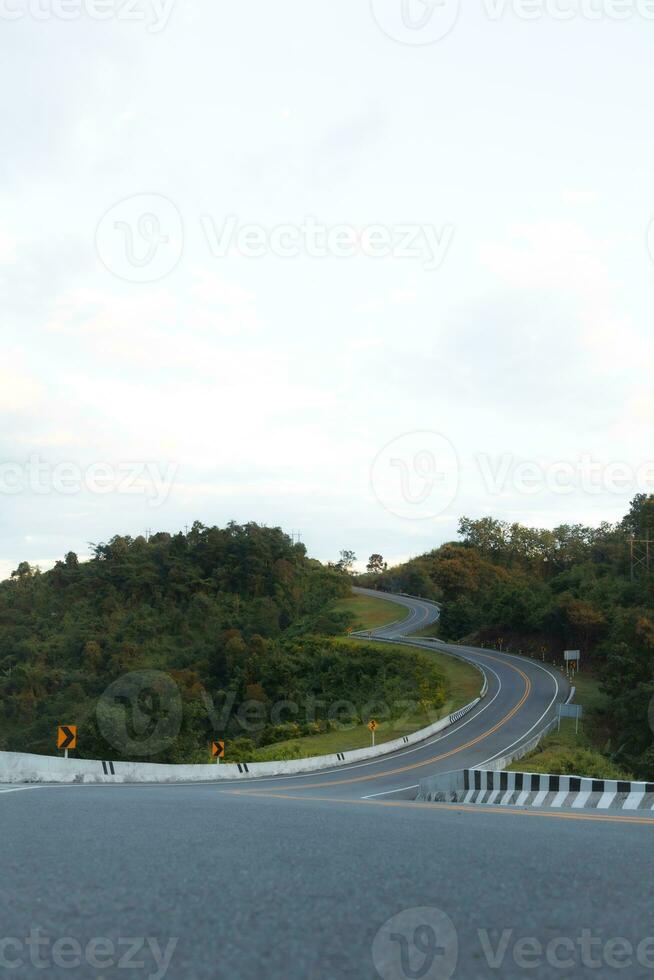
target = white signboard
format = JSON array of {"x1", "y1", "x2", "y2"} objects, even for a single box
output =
[
  {"x1": 558, "y1": 704, "x2": 583, "y2": 719},
  {"x1": 564, "y1": 650, "x2": 581, "y2": 663}
]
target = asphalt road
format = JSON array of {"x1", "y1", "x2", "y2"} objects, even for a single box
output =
[{"x1": 2, "y1": 590, "x2": 653, "y2": 979}]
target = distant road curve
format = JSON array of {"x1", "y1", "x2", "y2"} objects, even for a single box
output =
[{"x1": 351, "y1": 586, "x2": 442, "y2": 639}]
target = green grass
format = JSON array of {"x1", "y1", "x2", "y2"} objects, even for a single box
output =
[
  {"x1": 247, "y1": 638, "x2": 482, "y2": 761},
  {"x1": 507, "y1": 672, "x2": 633, "y2": 780},
  {"x1": 331, "y1": 591, "x2": 410, "y2": 631},
  {"x1": 412, "y1": 623, "x2": 442, "y2": 638}
]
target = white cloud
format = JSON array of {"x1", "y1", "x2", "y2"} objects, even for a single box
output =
[{"x1": 562, "y1": 189, "x2": 598, "y2": 206}]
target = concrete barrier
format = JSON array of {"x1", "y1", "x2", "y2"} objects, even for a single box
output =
[{"x1": 417, "y1": 768, "x2": 654, "y2": 811}]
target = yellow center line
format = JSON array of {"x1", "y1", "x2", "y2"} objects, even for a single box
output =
[
  {"x1": 236, "y1": 655, "x2": 533, "y2": 792},
  {"x1": 227, "y1": 790, "x2": 654, "y2": 825}
]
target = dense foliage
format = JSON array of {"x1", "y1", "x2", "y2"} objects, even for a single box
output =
[
  {"x1": 0, "y1": 522, "x2": 345, "y2": 758},
  {"x1": 358, "y1": 495, "x2": 654, "y2": 779}
]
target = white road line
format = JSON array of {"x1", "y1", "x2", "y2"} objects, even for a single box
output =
[
  {"x1": 360, "y1": 650, "x2": 562, "y2": 799},
  {"x1": 473, "y1": 660, "x2": 561, "y2": 769},
  {"x1": 361, "y1": 784, "x2": 420, "y2": 799},
  {"x1": 0, "y1": 786, "x2": 45, "y2": 794}
]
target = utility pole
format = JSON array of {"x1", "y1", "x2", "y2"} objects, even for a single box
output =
[{"x1": 630, "y1": 534, "x2": 651, "y2": 582}]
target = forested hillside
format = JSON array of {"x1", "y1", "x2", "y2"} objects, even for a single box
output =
[
  {"x1": 0, "y1": 522, "x2": 347, "y2": 759},
  {"x1": 358, "y1": 495, "x2": 654, "y2": 779}
]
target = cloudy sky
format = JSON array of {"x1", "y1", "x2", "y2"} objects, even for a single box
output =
[{"x1": 2, "y1": 0, "x2": 654, "y2": 579}]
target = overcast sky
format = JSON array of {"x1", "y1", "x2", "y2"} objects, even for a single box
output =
[{"x1": 2, "y1": 0, "x2": 654, "y2": 579}]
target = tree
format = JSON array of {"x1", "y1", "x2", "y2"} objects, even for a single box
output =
[
  {"x1": 366, "y1": 554, "x2": 385, "y2": 574},
  {"x1": 622, "y1": 494, "x2": 654, "y2": 540},
  {"x1": 336, "y1": 550, "x2": 357, "y2": 574},
  {"x1": 11, "y1": 562, "x2": 33, "y2": 581}
]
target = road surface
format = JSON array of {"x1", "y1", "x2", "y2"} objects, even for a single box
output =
[{"x1": 2, "y1": 590, "x2": 653, "y2": 979}]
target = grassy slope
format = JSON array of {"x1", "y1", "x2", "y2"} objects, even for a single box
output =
[
  {"x1": 249, "y1": 633, "x2": 482, "y2": 761},
  {"x1": 330, "y1": 591, "x2": 410, "y2": 631},
  {"x1": 412, "y1": 624, "x2": 442, "y2": 638},
  {"x1": 507, "y1": 671, "x2": 633, "y2": 779}
]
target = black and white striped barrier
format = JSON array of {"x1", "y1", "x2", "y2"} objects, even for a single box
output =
[
  {"x1": 449, "y1": 702, "x2": 480, "y2": 724},
  {"x1": 418, "y1": 769, "x2": 654, "y2": 811}
]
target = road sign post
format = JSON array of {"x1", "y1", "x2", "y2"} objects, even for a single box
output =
[
  {"x1": 557, "y1": 703, "x2": 583, "y2": 735},
  {"x1": 212, "y1": 740, "x2": 225, "y2": 764},
  {"x1": 564, "y1": 650, "x2": 581, "y2": 678},
  {"x1": 57, "y1": 725, "x2": 77, "y2": 759},
  {"x1": 368, "y1": 719, "x2": 378, "y2": 747}
]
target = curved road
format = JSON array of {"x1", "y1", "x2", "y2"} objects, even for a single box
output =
[
  {"x1": 2, "y1": 590, "x2": 654, "y2": 979},
  {"x1": 214, "y1": 587, "x2": 568, "y2": 803}
]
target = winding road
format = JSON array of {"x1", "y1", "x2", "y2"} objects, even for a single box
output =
[{"x1": 2, "y1": 589, "x2": 654, "y2": 979}]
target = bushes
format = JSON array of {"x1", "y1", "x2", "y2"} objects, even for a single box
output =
[{"x1": 514, "y1": 741, "x2": 633, "y2": 781}]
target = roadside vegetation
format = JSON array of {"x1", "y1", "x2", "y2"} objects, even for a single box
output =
[
  {"x1": 508, "y1": 673, "x2": 634, "y2": 780},
  {"x1": 236, "y1": 637, "x2": 482, "y2": 762}
]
